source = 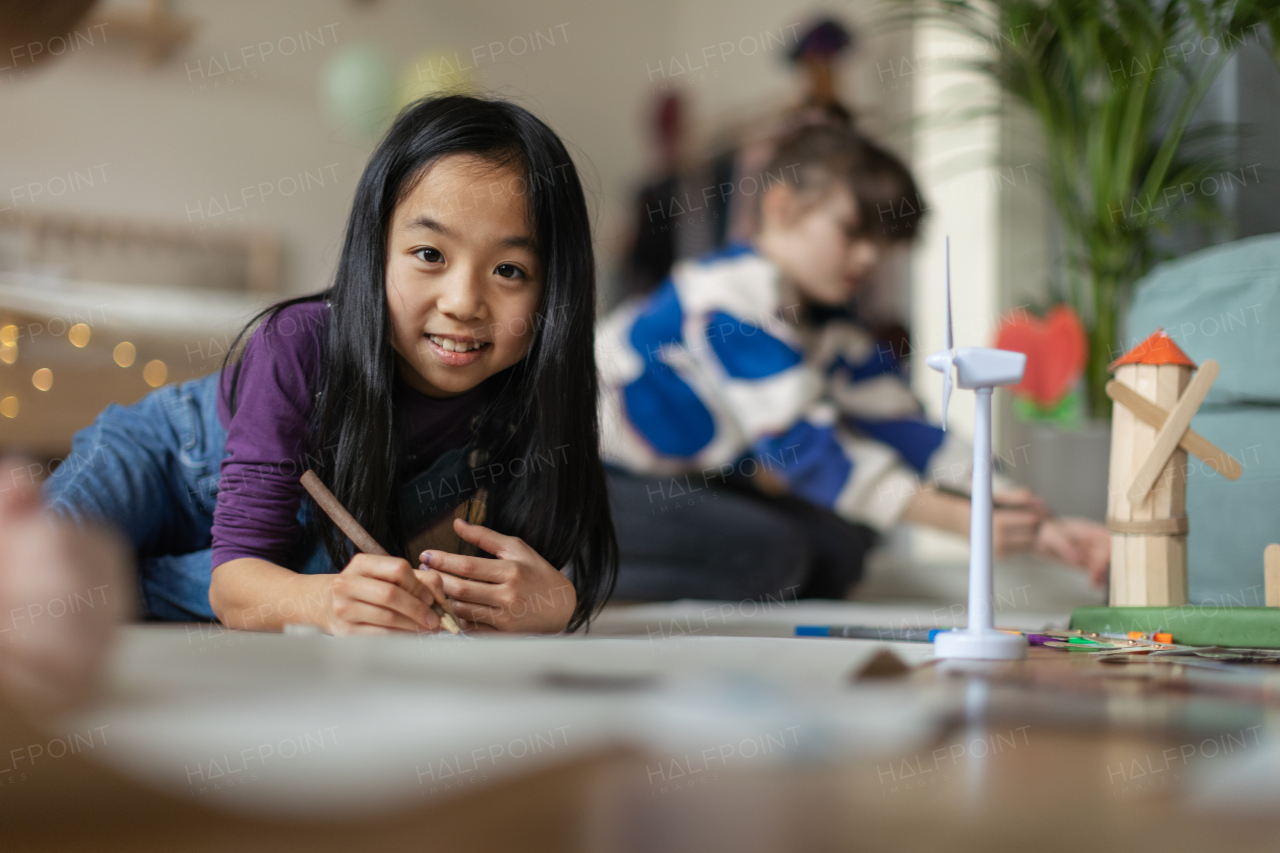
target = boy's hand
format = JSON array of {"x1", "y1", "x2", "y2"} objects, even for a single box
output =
[
  {"x1": 420, "y1": 518, "x2": 576, "y2": 633},
  {"x1": 991, "y1": 487, "x2": 1049, "y2": 558},
  {"x1": 903, "y1": 484, "x2": 1110, "y2": 586},
  {"x1": 991, "y1": 505, "x2": 1044, "y2": 558},
  {"x1": 1034, "y1": 517, "x2": 1111, "y2": 587},
  {"x1": 327, "y1": 554, "x2": 443, "y2": 635}
]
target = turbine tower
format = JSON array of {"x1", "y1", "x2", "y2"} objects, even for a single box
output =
[{"x1": 926, "y1": 237, "x2": 1029, "y2": 661}]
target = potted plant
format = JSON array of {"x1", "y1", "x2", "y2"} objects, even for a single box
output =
[{"x1": 888, "y1": 0, "x2": 1280, "y2": 417}]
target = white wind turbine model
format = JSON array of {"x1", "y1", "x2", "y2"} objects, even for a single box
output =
[{"x1": 925, "y1": 237, "x2": 1029, "y2": 661}]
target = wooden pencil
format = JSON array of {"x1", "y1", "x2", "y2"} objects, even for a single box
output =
[{"x1": 300, "y1": 470, "x2": 461, "y2": 635}]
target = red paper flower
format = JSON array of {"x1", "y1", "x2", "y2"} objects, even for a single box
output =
[{"x1": 994, "y1": 305, "x2": 1087, "y2": 407}]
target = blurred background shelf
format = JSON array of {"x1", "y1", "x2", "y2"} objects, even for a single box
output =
[{"x1": 0, "y1": 205, "x2": 278, "y2": 457}]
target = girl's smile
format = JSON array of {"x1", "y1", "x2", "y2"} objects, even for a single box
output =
[{"x1": 423, "y1": 332, "x2": 490, "y2": 366}]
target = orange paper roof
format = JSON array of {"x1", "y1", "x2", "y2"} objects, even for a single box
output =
[{"x1": 1109, "y1": 329, "x2": 1197, "y2": 371}]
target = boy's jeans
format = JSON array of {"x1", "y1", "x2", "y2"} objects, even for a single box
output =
[{"x1": 44, "y1": 372, "x2": 332, "y2": 622}]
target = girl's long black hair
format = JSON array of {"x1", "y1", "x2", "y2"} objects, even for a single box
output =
[{"x1": 225, "y1": 95, "x2": 617, "y2": 631}]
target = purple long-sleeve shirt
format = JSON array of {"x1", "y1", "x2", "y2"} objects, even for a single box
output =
[{"x1": 211, "y1": 301, "x2": 486, "y2": 568}]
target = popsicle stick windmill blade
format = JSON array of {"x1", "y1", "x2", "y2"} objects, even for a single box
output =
[{"x1": 927, "y1": 237, "x2": 1029, "y2": 661}]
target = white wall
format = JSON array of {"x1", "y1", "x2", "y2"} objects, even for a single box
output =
[
  {"x1": 0, "y1": 0, "x2": 670, "y2": 295},
  {"x1": 659, "y1": 2, "x2": 913, "y2": 149},
  {"x1": 908, "y1": 21, "x2": 1000, "y2": 444},
  {"x1": 908, "y1": 25, "x2": 1054, "y2": 451},
  {"x1": 0, "y1": 0, "x2": 911, "y2": 301}
]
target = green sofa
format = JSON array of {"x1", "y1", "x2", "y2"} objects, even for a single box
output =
[{"x1": 1125, "y1": 232, "x2": 1280, "y2": 606}]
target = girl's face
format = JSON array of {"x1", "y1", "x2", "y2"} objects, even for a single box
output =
[{"x1": 385, "y1": 154, "x2": 543, "y2": 398}]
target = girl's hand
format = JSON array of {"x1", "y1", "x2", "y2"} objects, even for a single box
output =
[
  {"x1": 326, "y1": 554, "x2": 445, "y2": 635},
  {"x1": 1034, "y1": 517, "x2": 1111, "y2": 588},
  {"x1": 420, "y1": 518, "x2": 576, "y2": 633}
]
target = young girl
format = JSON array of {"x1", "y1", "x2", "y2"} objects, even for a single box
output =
[{"x1": 44, "y1": 95, "x2": 617, "y2": 634}]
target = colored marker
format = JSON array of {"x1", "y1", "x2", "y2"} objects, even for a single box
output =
[
  {"x1": 797, "y1": 626, "x2": 1058, "y2": 646},
  {"x1": 796, "y1": 626, "x2": 943, "y2": 642}
]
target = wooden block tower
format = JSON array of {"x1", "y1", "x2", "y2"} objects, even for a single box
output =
[
  {"x1": 1105, "y1": 331, "x2": 1244, "y2": 607},
  {"x1": 1107, "y1": 331, "x2": 1197, "y2": 606}
]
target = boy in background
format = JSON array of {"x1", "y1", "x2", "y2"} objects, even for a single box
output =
[{"x1": 597, "y1": 123, "x2": 1110, "y2": 601}]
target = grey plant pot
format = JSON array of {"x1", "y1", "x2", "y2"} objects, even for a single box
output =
[{"x1": 1023, "y1": 420, "x2": 1112, "y2": 521}]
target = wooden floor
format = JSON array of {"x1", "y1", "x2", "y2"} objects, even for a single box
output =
[{"x1": 3, "y1": 644, "x2": 1279, "y2": 851}]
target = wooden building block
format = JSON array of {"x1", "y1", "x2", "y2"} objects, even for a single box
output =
[
  {"x1": 1106, "y1": 367, "x2": 1135, "y2": 523},
  {"x1": 1124, "y1": 535, "x2": 1146, "y2": 605},
  {"x1": 1109, "y1": 535, "x2": 1127, "y2": 607},
  {"x1": 1266, "y1": 544, "x2": 1280, "y2": 607},
  {"x1": 1151, "y1": 534, "x2": 1188, "y2": 604},
  {"x1": 1107, "y1": 361, "x2": 1191, "y2": 607},
  {"x1": 1131, "y1": 364, "x2": 1158, "y2": 526},
  {"x1": 1129, "y1": 361, "x2": 1217, "y2": 503}
]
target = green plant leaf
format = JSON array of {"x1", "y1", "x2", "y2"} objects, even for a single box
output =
[{"x1": 882, "y1": 0, "x2": 1280, "y2": 417}]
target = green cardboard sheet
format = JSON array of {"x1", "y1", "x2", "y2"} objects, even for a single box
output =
[{"x1": 1071, "y1": 606, "x2": 1280, "y2": 648}]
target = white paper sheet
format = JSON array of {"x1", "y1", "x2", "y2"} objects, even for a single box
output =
[{"x1": 55, "y1": 626, "x2": 949, "y2": 818}]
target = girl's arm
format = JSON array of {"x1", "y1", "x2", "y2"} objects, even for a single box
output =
[
  {"x1": 208, "y1": 302, "x2": 449, "y2": 634},
  {"x1": 210, "y1": 555, "x2": 444, "y2": 634}
]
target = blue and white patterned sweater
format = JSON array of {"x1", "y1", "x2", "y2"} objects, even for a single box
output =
[{"x1": 597, "y1": 245, "x2": 971, "y2": 530}]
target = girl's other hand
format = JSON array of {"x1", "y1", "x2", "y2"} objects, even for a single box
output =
[
  {"x1": 327, "y1": 554, "x2": 443, "y2": 635},
  {"x1": 420, "y1": 519, "x2": 576, "y2": 633},
  {"x1": 1034, "y1": 517, "x2": 1111, "y2": 587}
]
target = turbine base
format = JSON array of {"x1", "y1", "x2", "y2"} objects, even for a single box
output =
[{"x1": 933, "y1": 629, "x2": 1027, "y2": 660}]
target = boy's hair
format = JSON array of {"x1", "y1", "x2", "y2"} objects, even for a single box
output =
[
  {"x1": 765, "y1": 123, "x2": 925, "y2": 242},
  {"x1": 226, "y1": 95, "x2": 617, "y2": 630}
]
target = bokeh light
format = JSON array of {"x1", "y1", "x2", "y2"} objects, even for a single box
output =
[
  {"x1": 143, "y1": 359, "x2": 168, "y2": 388},
  {"x1": 114, "y1": 342, "x2": 137, "y2": 368},
  {"x1": 32, "y1": 367, "x2": 53, "y2": 391}
]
